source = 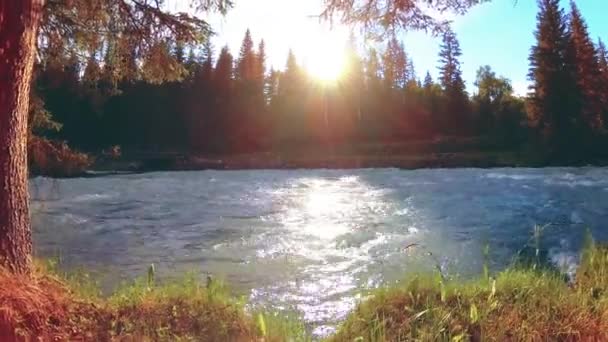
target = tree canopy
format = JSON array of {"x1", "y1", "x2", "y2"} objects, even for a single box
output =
[{"x1": 321, "y1": 0, "x2": 491, "y2": 36}]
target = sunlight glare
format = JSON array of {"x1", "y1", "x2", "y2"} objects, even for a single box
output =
[
  {"x1": 306, "y1": 189, "x2": 340, "y2": 216},
  {"x1": 302, "y1": 29, "x2": 348, "y2": 83}
]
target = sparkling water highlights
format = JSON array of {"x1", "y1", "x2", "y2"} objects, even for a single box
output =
[{"x1": 31, "y1": 168, "x2": 608, "y2": 336}]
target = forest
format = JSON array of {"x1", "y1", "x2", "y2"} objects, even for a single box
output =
[{"x1": 30, "y1": 0, "x2": 608, "y2": 172}]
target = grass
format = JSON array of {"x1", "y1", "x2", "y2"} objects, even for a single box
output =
[
  {"x1": 0, "y1": 262, "x2": 307, "y2": 341},
  {"x1": 1, "y1": 233, "x2": 607, "y2": 341},
  {"x1": 330, "y1": 236, "x2": 608, "y2": 342}
]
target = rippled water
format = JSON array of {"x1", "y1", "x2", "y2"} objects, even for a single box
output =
[{"x1": 31, "y1": 168, "x2": 608, "y2": 335}]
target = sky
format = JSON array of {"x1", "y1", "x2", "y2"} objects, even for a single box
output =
[{"x1": 169, "y1": 0, "x2": 608, "y2": 95}]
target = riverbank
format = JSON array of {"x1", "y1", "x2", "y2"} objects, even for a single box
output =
[
  {"x1": 93, "y1": 150, "x2": 522, "y2": 173},
  {"x1": 90, "y1": 137, "x2": 608, "y2": 174},
  {"x1": 29, "y1": 136, "x2": 608, "y2": 177},
  {"x1": 2, "y1": 241, "x2": 607, "y2": 341}
]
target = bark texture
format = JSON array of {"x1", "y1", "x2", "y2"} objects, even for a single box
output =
[{"x1": 0, "y1": 0, "x2": 44, "y2": 273}]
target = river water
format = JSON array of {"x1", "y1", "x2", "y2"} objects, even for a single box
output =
[{"x1": 30, "y1": 168, "x2": 608, "y2": 335}]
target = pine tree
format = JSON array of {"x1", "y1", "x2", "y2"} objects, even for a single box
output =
[
  {"x1": 345, "y1": 34, "x2": 365, "y2": 124},
  {"x1": 438, "y1": 28, "x2": 470, "y2": 134},
  {"x1": 528, "y1": 0, "x2": 579, "y2": 153},
  {"x1": 599, "y1": 39, "x2": 608, "y2": 77},
  {"x1": 597, "y1": 39, "x2": 608, "y2": 127},
  {"x1": 366, "y1": 48, "x2": 382, "y2": 88},
  {"x1": 214, "y1": 46, "x2": 234, "y2": 99},
  {"x1": 438, "y1": 28, "x2": 465, "y2": 93},
  {"x1": 396, "y1": 41, "x2": 409, "y2": 88},
  {"x1": 200, "y1": 42, "x2": 214, "y2": 83},
  {"x1": 184, "y1": 49, "x2": 200, "y2": 81},
  {"x1": 255, "y1": 40, "x2": 267, "y2": 105},
  {"x1": 406, "y1": 58, "x2": 416, "y2": 87},
  {"x1": 275, "y1": 50, "x2": 307, "y2": 144},
  {"x1": 423, "y1": 71, "x2": 434, "y2": 90},
  {"x1": 100, "y1": 40, "x2": 118, "y2": 92},
  {"x1": 567, "y1": 1, "x2": 603, "y2": 131},
  {"x1": 280, "y1": 49, "x2": 301, "y2": 97},
  {"x1": 364, "y1": 48, "x2": 385, "y2": 138},
  {"x1": 381, "y1": 37, "x2": 410, "y2": 90},
  {"x1": 236, "y1": 29, "x2": 256, "y2": 82},
  {"x1": 266, "y1": 67, "x2": 279, "y2": 104}
]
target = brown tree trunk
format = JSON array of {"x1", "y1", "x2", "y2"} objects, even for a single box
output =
[{"x1": 0, "y1": 0, "x2": 44, "y2": 273}]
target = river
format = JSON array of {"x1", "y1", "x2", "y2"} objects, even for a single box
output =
[{"x1": 30, "y1": 167, "x2": 608, "y2": 335}]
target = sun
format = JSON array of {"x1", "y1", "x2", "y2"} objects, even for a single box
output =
[{"x1": 302, "y1": 30, "x2": 348, "y2": 83}]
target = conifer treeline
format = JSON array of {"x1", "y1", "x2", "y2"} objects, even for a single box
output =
[
  {"x1": 528, "y1": 0, "x2": 608, "y2": 158},
  {"x1": 34, "y1": 0, "x2": 608, "y2": 160}
]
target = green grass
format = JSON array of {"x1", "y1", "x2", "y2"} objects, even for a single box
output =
[
  {"x1": 330, "y1": 236, "x2": 608, "y2": 342},
  {"x1": 5, "y1": 231, "x2": 608, "y2": 341}
]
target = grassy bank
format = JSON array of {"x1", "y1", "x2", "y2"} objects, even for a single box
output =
[
  {"x1": 0, "y1": 263, "x2": 306, "y2": 341},
  {"x1": 1, "y1": 240, "x2": 607, "y2": 341},
  {"x1": 331, "y1": 239, "x2": 608, "y2": 341}
]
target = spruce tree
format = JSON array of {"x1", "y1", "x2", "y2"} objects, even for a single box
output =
[
  {"x1": 345, "y1": 35, "x2": 365, "y2": 124},
  {"x1": 236, "y1": 29, "x2": 256, "y2": 83},
  {"x1": 214, "y1": 46, "x2": 234, "y2": 104},
  {"x1": 280, "y1": 49, "x2": 301, "y2": 96},
  {"x1": 396, "y1": 42, "x2": 409, "y2": 88},
  {"x1": 438, "y1": 28, "x2": 470, "y2": 134},
  {"x1": 200, "y1": 42, "x2": 214, "y2": 83},
  {"x1": 382, "y1": 37, "x2": 404, "y2": 89},
  {"x1": 423, "y1": 71, "x2": 434, "y2": 90},
  {"x1": 567, "y1": 1, "x2": 603, "y2": 131},
  {"x1": 364, "y1": 48, "x2": 386, "y2": 139},
  {"x1": 438, "y1": 28, "x2": 465, "y2": 93},
  {"x1": 255, "y1": 40, "x2": 267, "y2": 107},
  {"x1": 366, "y1": 48, "x2": 382, "y2": 87},
  {"x1": 528, "y1": 0, "x2": 578, "y2": 154},
  {"x1": 276, "y1": 50, "x2": 307, "y2": 144},
  {"x1": 597, "y1": 39, "x2": 608, "y2": 127},
  {"x1": 599, "y1": 39, "x2": 608, "y2": 77},
  {"x1": 406, "y1": 58, "x2": 417, "y2": 88}
]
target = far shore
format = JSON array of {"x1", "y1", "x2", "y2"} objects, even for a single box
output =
[
  {"x1": 89, "y1": 150, "x2": 608, "y2": 175},
  {"x1": 33, "y1": 138, "x2": 608, "y2": 178}
]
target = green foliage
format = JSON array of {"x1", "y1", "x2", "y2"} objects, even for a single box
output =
[
  {"x1": 28, "y1": 90, "x2": 62, "y2": 135},
  {"x1": 40, "y1": 0, "x2": 232, "y2": 85},
  {"x1": 567, "y1": 1, "x2": 604, "y2": 132},
  {"x1": 526, "y1": 0, "x2": 605, "y2": 159},
  {"x1": 438, "y1": 28, "x2": 471, "y2": 135},
  {"x1": 321, "y1": 0, "x2": 490, "y2": 36},
  {"x1": 255, "y1": 311, "x2": 311, "y2": 342}
]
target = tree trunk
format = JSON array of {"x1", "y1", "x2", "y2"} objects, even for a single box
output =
[{"x1": 0, "y1": 0, "x2": 44, "y2": 273}]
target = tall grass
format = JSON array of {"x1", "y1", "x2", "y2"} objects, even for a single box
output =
[
  {"x1": 330, "y1": 232, "x2": 608, "y2": 341},
  {"x1": 2, "y1": 229, "x2": 607, "y2": 341}
]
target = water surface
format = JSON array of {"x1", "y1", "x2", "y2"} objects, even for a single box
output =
[{"x1": 31, "y1": 168, "x2": 608, "y2": 335}]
